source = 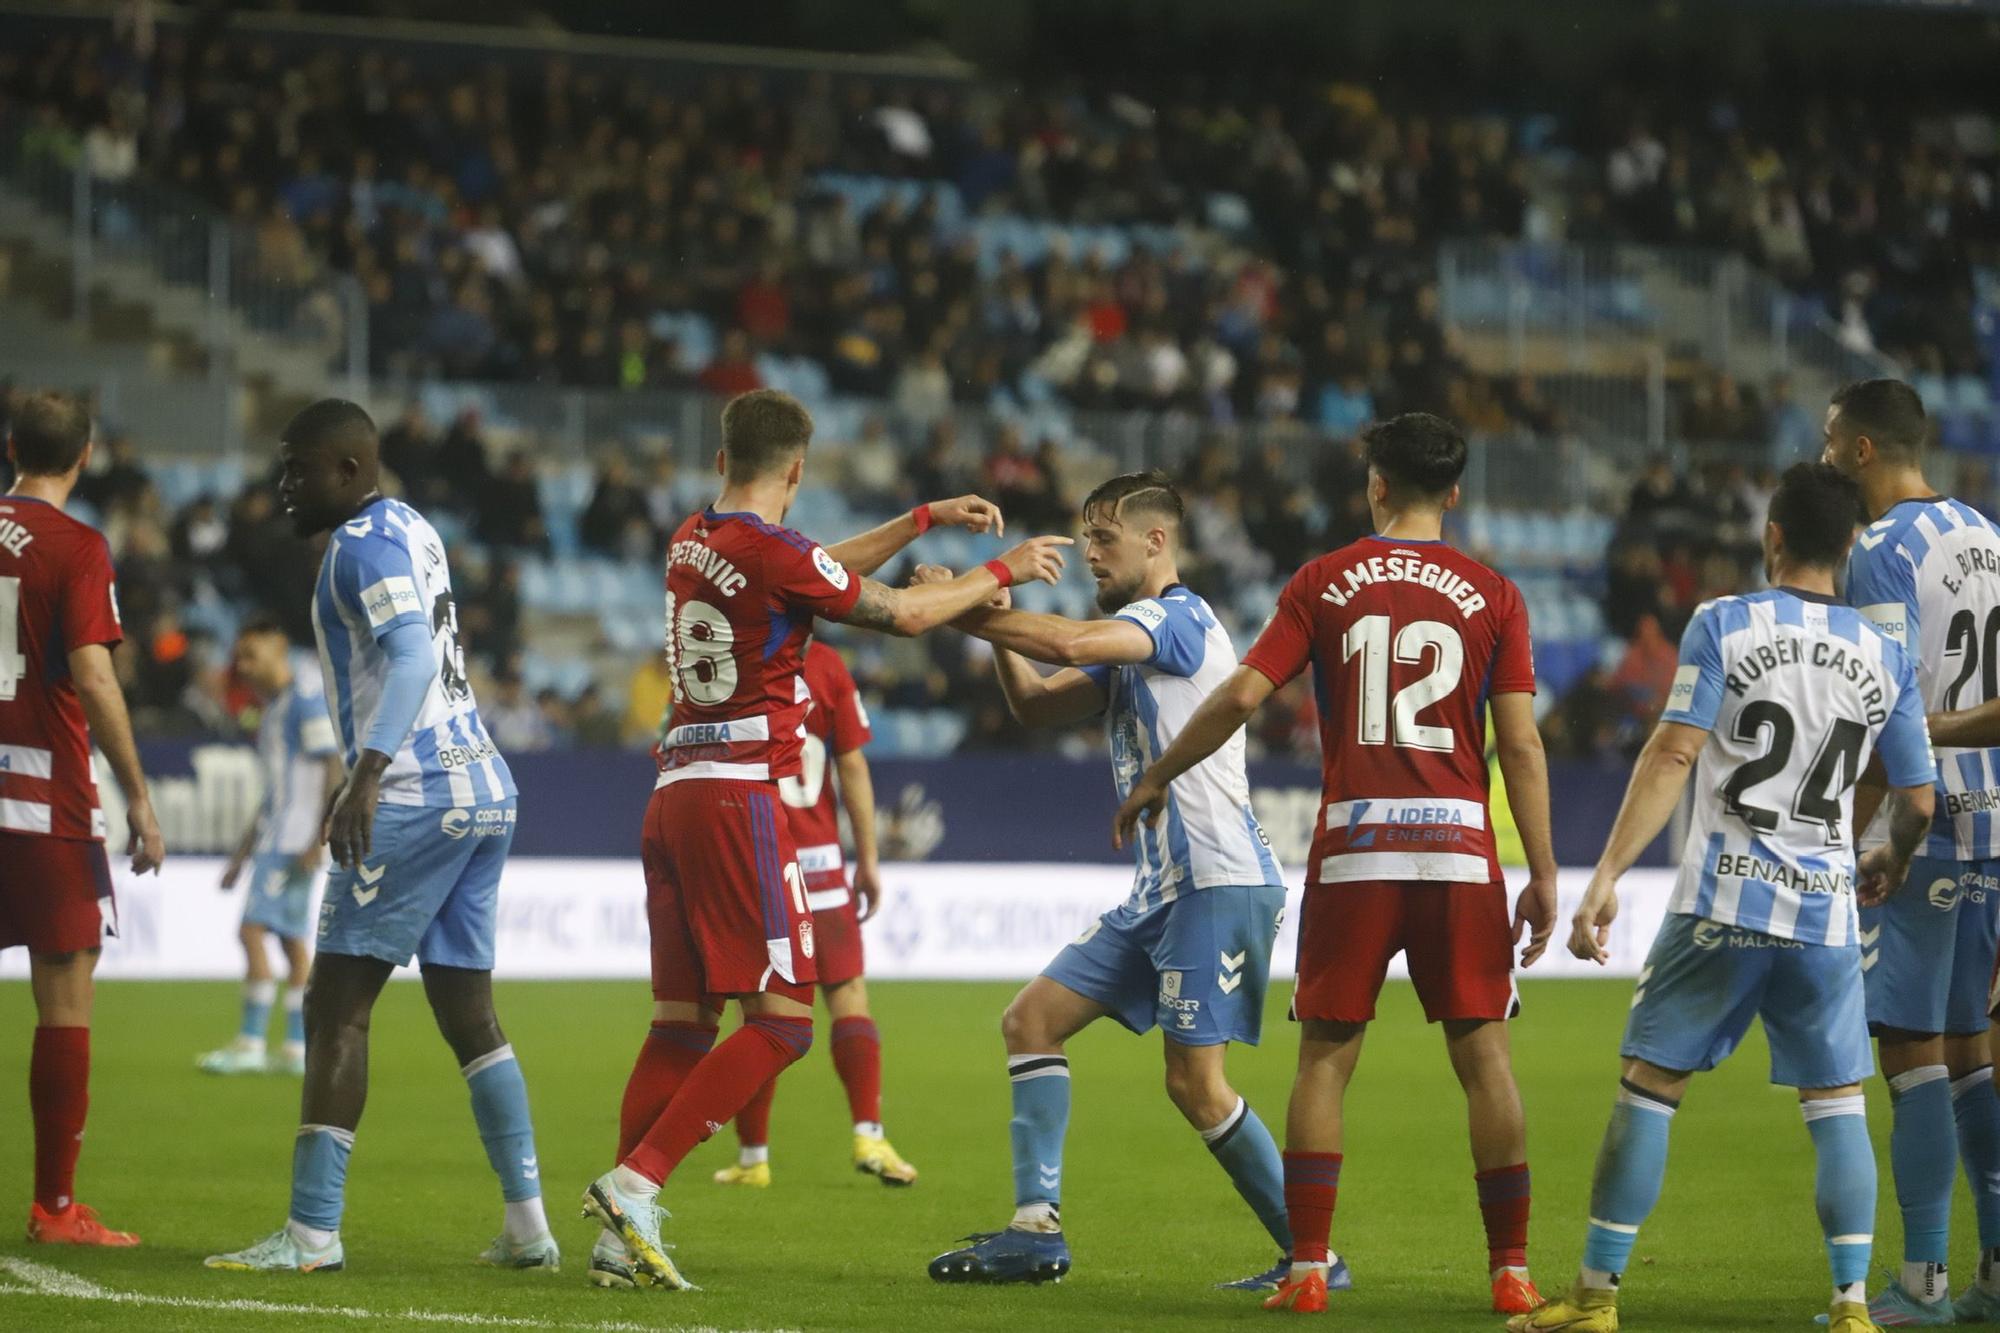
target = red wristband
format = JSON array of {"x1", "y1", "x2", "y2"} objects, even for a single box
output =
[
  {"x1": 983, "y1": 558, "x2": 1014, "y2": 589},
  {"x1": 911, "y1": 503, "x2": 934, "y2": 535}
]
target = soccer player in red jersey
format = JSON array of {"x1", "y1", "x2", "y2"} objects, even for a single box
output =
[
  {"x1": 583, "y1": 389, "x2": 1070, "y2": 1289},
  {"x1": 1114, "y1": 413, "x2": 1559, "y2": 1316},
  {"x1": 713, "y1": 637, "x2": 918, "y2": 1188},
  {"x1": 0, "y1": 391, "x2": 165, "y2": 1246}
]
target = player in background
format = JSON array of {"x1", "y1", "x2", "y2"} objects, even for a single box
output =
[
  {"x1": 1, "y1": 390, "x2": 164, "y2": 1246},
  {"x1": 198, "y1": 617, "x2": 340, "y2": 1076},
  {"x1": 1822, "y1": 378, "x2": 2000, "y2": 1325},
  {"x1": 1114, "y1": 414, "x2": 1560, "y2": 1317},
  {"x1": 712, "y1": 636, "x2": 921, "y2": 1189},
  {"x1": 1516, "y1": 463, "x2": 1935, "y2": 1333},
  {"x1": 207, "y1": 400, "x2": 557, "y2": 1276},
  {"x1": 583, "y1": 389, "x2": 1070, "y2": 1291},
  {"x1": 920, "y1": 471, "x2": 1299, "y2": 1292}
]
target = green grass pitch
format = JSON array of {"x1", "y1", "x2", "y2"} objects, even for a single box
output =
[{"x1": 0, "y1": 977, "x2": 1984, "y2": 1330}]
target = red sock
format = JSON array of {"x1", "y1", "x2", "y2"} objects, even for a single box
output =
[
  {"x1": 1475, "y1": 1162, "x2": 1531, "y2": 1272},
  {"x1": 617, "y1": 1022, "x2": 717, "y2": 1159},
  {"x1": 830, "y1": 1016, "x2": 882, "y2": 1126},
  {"x1": 30, "y1": 1026, "x2": 89, "y2": 1213},
  {"x1": 735, "y1": 1076, "x2": 777, "y2": 1149},
  {"x1": 624, "y1": 1016, "x2": 812, "y2": 1185},
  {"x1": 1283, "y1": 1151, "x2": 1342, "y2": 1265}
]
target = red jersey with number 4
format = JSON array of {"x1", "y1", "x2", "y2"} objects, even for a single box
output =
[
  {"x1": 781, "y1": 640, "x2": 873, "y2": 875},
  {"x1": 1242, "y1": 535, "x2": 1534, "y2": 887},
  {"x1": 657, "y1": 506, "x2": 863, "y2": 788},
  {"x1": 0, "y1": 496, "x2": 123, "y2": 841}
]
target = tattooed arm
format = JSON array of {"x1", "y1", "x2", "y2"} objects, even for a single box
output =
[{"x1": 837, "y1": 537, "x2": 1070, "y2": 636}]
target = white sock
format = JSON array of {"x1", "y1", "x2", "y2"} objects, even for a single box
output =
[
  {"x1": 1902, "y1": 1260, "x2": 1947, "y2": 1303},
  {"x1": 1835, "y1": 1279, "x2": 1866, "y2": 1305},
  {"x1": 739, "y1": 1145, "x2": 770, "y2": 1167},
  {"x1": 1289, "y1": 1259, "x2": 1328, "y2": 1279},
  {"x1": 854, "y1": 1120, "x2": 885, "y2": 1140},
  {"x1": 502, "y1": 1196, "x2": 549, "y2": 1244},
  {"x1": 1580, "y1": 1267, "x2": 1619, "y2": 1292},
  {"x1": 1010, "y1": 1202, "x2": 1060, "y2": 1233},
  {"x1": 592, "y1": 1227, "x2": 624, "y2": 1257},
  {"x1": 234, "y1": 1034, "x2": 267, "y2": 1054},
  {"x1": 287, "y1": 1218, "x2": 337, "y2": 1251},
  {"x1": 282, "y1": 1039, "x2": 305, "y2": 1059},
  {"x1": 610, "y1": 1163, "x2": 659, "y2": 1202}
]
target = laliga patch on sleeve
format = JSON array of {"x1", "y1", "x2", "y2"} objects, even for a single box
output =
[
  {"x1": 361, "y1": 575, "x2": 423, "y2": 627},
  {"x1": 1667, "y1": 664, "x2": 1702, "y2": 712},
  {"x1": 811, "y1": 546, "x2": 851, "y2": 592},
  {"x1": 1117, "y1": 600, "x2": 1168, "y2": 632},
  {"x1": 1857, "y1": 602, "x2": 1909, "y2": 646},
  {"x1": 108, "y1": 581, "x2": 121, "y2": 627}
]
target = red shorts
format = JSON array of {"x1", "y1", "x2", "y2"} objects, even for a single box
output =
[
  {"x1": 643, "y1": 780, "x2": 816, "y2": 1006},
  {"x1": 806, "y1": 866, "x2": 866, "y2": 988},
  {"x1": 1293, "y1": 880, "x2": 1517, "y2": 1024},
  {"x1": 0, "y1": 832, "x2": 115, "y2": 954}
]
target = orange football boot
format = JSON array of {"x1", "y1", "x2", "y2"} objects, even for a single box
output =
[
  {"x1": 1493, "y1": 1269, "x2": 1544, "y2": 1314},
  {"x1": 1262, "y1": 1267, "x2": 1330, "y2": 1313},
  {"x1": 28, "y1": 1201, "x2": 140, "y2": 1246}
]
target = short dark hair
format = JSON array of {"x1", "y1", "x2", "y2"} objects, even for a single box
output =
[
  {"x1": 720, "y1": 390, "x2": 814, "y2": 482},
  {"x1": 235, "y1": 613, "x2": 288, "y2": 640},
  {"x1": 1080, "y1": 469, "x2": 1184, "y2": 533},
  {"x1": 1362, "y1": 412, "x2": 1467, "y2": 501},
  {"x1": 1830, "y1": 378, "x2": 1927, "y2": 463},
  {"x1": 283, "y1": 398, "x2": 376, "y2": 450},
  {"x1": 8, "y1": 390, "x2": 92, "y2": 476},
  {"x1": 1768, "y1": 461, "x2": 1862, "y2": 569}
]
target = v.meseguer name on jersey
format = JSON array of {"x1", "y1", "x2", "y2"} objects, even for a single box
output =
[
  {"x1": 0, "y1": 515, "x2": 37, "y2": 557},
  {"x1": 1317, "y1": 553, "x2": 1487, "y2": 617},
  {"x1": 671, "y1": 539, "x2": 748, "y2": 598},
  {"x1": 1723, "y1": 637, "x2": 1888, "y2": 724}
]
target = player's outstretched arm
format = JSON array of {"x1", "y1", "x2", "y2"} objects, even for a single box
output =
[
  {"x1": 1112, "y1": 665, "x2": 1275, "y2": 849},
  {"x1": 68, "y1": 642, "x2": 164, "y2": 874},
  {"x1": 907, "y1": 566, "x2": 1109, "y2": 728},
  {"x1": 951, "y1": 603, "x2": 1153, "y2": 669},
  {"x1": 1928, "y1": 700, "x2": 2000, "y2": 749},
  {"x1": 839, "y1": 536, "x2": 1070, "y2": 637},
  {"x1": 824, "y1": 496, "x2": 1004, "y2": 577},
  {"x1": 1490, "y1": 691, "x2": 1560, "y2": 967},
  {"x1": 1569, "y1": 720, "x2": 1707, "y2": 963},
  {"x1": 833, "y1": 747, "x2": 883, "y2": 921}
]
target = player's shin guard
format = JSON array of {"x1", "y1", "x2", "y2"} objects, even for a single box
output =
[
  {"x1": 1954, "y1": 1067, "x2": 2000, "y2": 1251},
  {"x1": 1281, "y1": 1151, "x2": 1341, "y2": 1265},
  {"x1": 1580, "y1": 1081, "x2": 1677, "y2": 1288},
  {"x1": 1476, "y1": 1162, "x2": 1532, "y2": 1272},
  {"x1": 736, "y1": 1076, "x2": 776, "y2": 1150},
  {"x1": 617, "y1": 1022, "x2": 717, "y2": 1159},
  {"x1": 463, "y1": 1045, "x2": 542, "y2": 1203},
  {"x1": 290, "y1": 1124, "x2": 355, "y2": 1232},
  {"x1": 1008, "y1": 1055, "x2": 1070, "y2": 1210},
  {"x1": 831, "y1": 1016, "x2": 884, "y2": 1130},
  {"x1": 29, "y1": 1026, "x2": 89, "y2": 1213},
  {"x1": 241, "y1": 980, "x2": 276, "y2": 1043},
  {"x1": 1202, "y1": 1097, "x2": 1291, "y2": 1253},
  {"x1": 624, "y1": 1016, "x2": 812, "y2": 1186},
  {"x1": 1804, "y1": 1095, "x2": 1874, "y2": 1295},
  {"x1": 1888, "y1": 1065, "x2": 1954, "y2": 1267}
]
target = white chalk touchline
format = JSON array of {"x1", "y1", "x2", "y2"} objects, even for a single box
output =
[{"x1": 0, "y1": 1256, "x2": 797, "y2": 1333}]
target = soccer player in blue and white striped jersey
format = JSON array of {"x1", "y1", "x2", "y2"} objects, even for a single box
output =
[
  {"x1": 207, "y1": 400, "x2": 554, "y2": 1277},
  {"x1": 1825, "y1": 378, "x2": 2000, "y2": 1324},
  {"x1": 1518, "y1": 462, "x2": 1937, "y2": 1333}
]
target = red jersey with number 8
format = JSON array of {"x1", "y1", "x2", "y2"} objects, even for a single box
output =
[
  {"x1": 0, "y1": 496, "x2": 123, "y2": 841},
  {"x1": 780, "y1": 640, "x2": 873, "y2": 883},
  {"x1": 1242, "y1": 535, "x2": 1533, "y2": 887},
  {"x1": 656, "y1": 506, "x2": 863, "y2": 789}
]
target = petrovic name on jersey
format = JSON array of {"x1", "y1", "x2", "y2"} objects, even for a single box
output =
[{"x1": 1315, "y1": 550, "x2": 1490, "y2": 618}]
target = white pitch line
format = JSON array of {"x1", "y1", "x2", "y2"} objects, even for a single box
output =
[{"x1": 0, "y1": 1256, "x2": 795, "y2": 1333}]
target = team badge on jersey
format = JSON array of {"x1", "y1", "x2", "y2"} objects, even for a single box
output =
[{"x1": 799, "y1": 916, "x2": 816, "y2": 960}]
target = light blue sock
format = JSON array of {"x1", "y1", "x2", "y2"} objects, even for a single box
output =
[
  {"x1": 1805, "y1": 1095, "x2": 1876, "y2": 1289},
  {"x1": 1203, "y1": 1097, "x2": 1291, "y2": 1253},
  {"x1": 1954, "y1": 1068, "x2": 2000, "y2": 1250},
  {"x1": 289, "y1": 1124, "x2": 354, "y2": 1231},
  {"x1": 284, "y1": 985, "x2": 306, "y2": 1047},
  {"x1": 464, "y1": 1045, "x2": 542, "y2": 1203},
  {"x1": 1008, "y1": 1054, "x2": 1070, "y2": 1210},
  {"x1": 1890, "y1": 1065, "x2": 1954, "y2": 1264},
  {"x1": 1581, "y1": 1082, "x2": 1677, "y2": 1282},
  {"x1": 240, "y1": 979, "x2": 275, "y2": 1042}
]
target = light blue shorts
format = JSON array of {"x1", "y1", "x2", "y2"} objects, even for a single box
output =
[
  {"x1": 240, "y1": 853, "x2": 318, "y2": 940},
  {"x1": 1042, "y1": 884, "x2": 1286, "y2": 1047},
  {"x1": 316, "y1": 798, "x2": 517, "y2": 970},
  {"x1": 1622, "y1": 914, "x2": 1872, "y2": 1089},
  {"x1": 1860, "y1": 856, "x2": 2000, "y2": 1036}
]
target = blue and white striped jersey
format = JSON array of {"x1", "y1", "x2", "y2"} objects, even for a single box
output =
[
  {"x1": 1847, "y1": 495, "x2": 2000, "y2": 860},
  {"x1": 253, "y1": 669, "x2": 338, "y2": 856},
  {"x1": 1083, "y1": 586, "x2": 1283, "y2": 911},
  {"x1": 1663, "y1": 588, "x2": 1934, "y2": 946},
  {"x1": 311, "y1": 497, "x2": 515, "y2": 808}
]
